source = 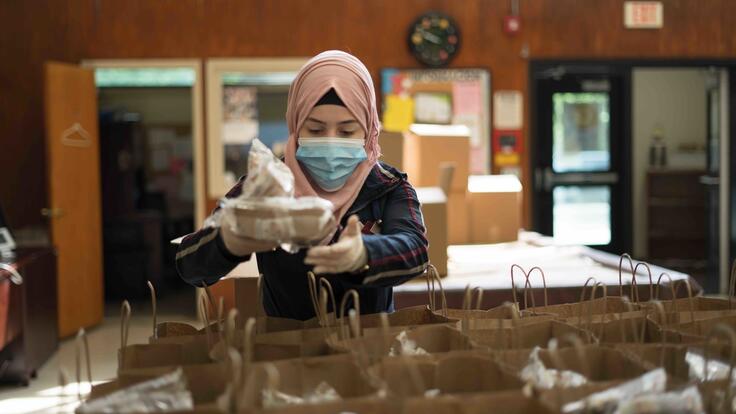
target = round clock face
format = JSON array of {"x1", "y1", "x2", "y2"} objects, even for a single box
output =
[{"x1": 408, "y1": 12, "x2": 460, "y2": 67}]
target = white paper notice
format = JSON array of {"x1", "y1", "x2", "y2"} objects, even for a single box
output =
[{"x1": 493, "y1": 90, "x2": 523, "y2": 130}]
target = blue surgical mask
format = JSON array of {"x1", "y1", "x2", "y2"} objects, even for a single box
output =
[{"x1": 296, "y1": 137, "x2": 367, "y2": 192}]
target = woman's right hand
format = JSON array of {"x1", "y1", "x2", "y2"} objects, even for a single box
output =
[{"x1": 220, "y1": 223, "x2": 279, "y2": 256}]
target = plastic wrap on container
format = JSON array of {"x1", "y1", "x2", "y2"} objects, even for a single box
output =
[
  {"x1": 520, "y1": 347, "x2": 588, "y2": 391},
  {"x1": 221, "y1": 196, "x2": 335, "y2": 246},
  {"x1": 76, "y1": 368, "x2": 193, "y2": 413},
  {"x1": 262, "y1": 381, "x2": 341, "y2": 409},
  {"x1": 686, "y1": 350, "x2": 736, "y2": 382},
  {"x1": 389, "y1": 331, "x2": 429, "y2": 356},
  {"x1": 562, "y1": 368, "x2": 667, "y2": 413},
  {"x1": 241, "y1": 139, "x2": 294, "y2": 199},
  {"x1": 613, "y1": 386, "x2": 704, "y2": 414},
  {"x1": 204, "y1": 138, "x2": 336, "y2": 250}
]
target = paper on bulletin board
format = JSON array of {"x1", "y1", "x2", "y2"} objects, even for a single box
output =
[
  {"x1": 453, "y1": 113, "x2": 485, "y2": 174},
  {"x1": 493, "y1": 90, "x2": 523, "y2": 130},
  {"x1": 414, "y1": 92, "x2": 452, "y2": 124},
  {"x1": 382, "y1": 94, "x2": 414, "y2": 132},
  {"x1": 452, "y1": 81, "x2": 481, "y2": 115}
]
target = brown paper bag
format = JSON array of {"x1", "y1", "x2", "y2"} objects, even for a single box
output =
[
  {"x1": 467, "y1": 319, "x2": 592, "y2": 350},
  {"x1": 613, "y1": 343, "x2": 693, "y2": 385},
  {"x1": 400, "y1": 390, "x2": 555, "y2": 414},
  {"x1": 230, "y1": 353, "x2": 385, "y2": 413},
  {"x1": 328, "y1": 324, "x2": 477, "y2": 360},
  {"x1": 368, "y1": 351, "x2": 522, "y2": 397},
  {"x1": 117, "y1": 302, "x2": 213, "y2": 374},
  {"x1": 91, "y1": 363, "x2": 228, "y2": 405}
]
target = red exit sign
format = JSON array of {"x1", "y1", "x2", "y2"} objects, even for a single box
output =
[{"x1": 624, "y1": 1, "x2": 663, "y2": 29}]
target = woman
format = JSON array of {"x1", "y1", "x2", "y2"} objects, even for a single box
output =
[{"x1": 176, "y1": 50, "x2": 429, "y2": 320}]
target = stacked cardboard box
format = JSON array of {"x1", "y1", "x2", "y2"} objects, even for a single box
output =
[{"x1": 403, "y1": 124, "x2": 471, "y2": 245}]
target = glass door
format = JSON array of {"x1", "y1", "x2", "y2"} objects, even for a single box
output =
[{"x1": 532, "y1": 69, "x2": 628, "y2": 253}]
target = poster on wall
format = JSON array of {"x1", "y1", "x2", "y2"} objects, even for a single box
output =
[
  {"x1": 222, "y1": 85, "x2": 259, "y2": 187},
  {"x1": 381, "y1": 68, "x2": 491, "y2": 174}
]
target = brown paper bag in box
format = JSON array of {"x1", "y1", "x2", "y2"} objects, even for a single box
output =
[
  {"x1": 541, "y1": 345, "x2": 651, "y2": 383},
  {"x1": 467, "y1": 319, "x2": 592, "y2": 350},
  {"x1": 328, "y1": 324, "x2": 477, "y2": 360},
  {"x1": 92, "y1": 363, "x2": 228, "y2": 406},
  {"x1": 400, "y1": 390, "x2": 555, "y2": 414},
  {"x1": 229, "y1": 353, "x2": 385, "y2": 413},
  {"x1": 613, "y1": 343, "x2": 692, "y2": 385},
  {"x1": 236, "y1": 398, "x2": 392, "y2": 414},
  {"x1": 117, "y1": 302, "x2": 214, "y2": 374},
  {"x1": 369, "y1": 351, "x2": 523, "y2": 397}
]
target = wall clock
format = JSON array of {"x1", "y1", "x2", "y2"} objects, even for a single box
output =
[{"x1": 408, "y1": 12, "x2": 460, "y2": 67}]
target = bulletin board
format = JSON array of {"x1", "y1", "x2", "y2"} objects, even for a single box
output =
[{"x1": 381, "y1": 68, "x2": 491, "y2": 174}]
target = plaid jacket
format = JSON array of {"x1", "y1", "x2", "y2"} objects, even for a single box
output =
[{"x1": 176, "y1": 162, "x2": 429, "y2": 320}]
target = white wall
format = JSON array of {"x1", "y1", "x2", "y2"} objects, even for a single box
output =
[{"x1": 631, "y1": 68, "x2": 708, "y2": 257}]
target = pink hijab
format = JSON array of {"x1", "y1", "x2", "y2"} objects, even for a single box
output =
[{"x1": 284, "y1": 50, "x2": 381, "y2": 229}]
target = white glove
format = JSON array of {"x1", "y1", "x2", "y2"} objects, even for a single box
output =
[
  {"x1": 304, "y1": 215, "x2": 368, "y2": 274},
  {"x1": 220, "y1": 222, "x2": 279, "y2": 257}
]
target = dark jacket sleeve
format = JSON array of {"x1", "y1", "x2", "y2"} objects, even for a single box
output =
[
  {"x1": 356, "y1": 180, "x2": 430, "y2": 287},
  {"x1": 175, "y1": 177, "x2": 251, "y2": 287}
]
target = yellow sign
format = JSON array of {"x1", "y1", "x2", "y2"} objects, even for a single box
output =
[{"x1": 382, "y1": 95, "x2": 414, "y2": 132}]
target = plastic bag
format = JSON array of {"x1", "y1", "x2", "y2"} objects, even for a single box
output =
[
  {"x1": 76, "y1": 368, "x2": 193, "y2": 413},
  {"x1": 520, "y1": 347, "x2": 588, "y2": 390},
  {"x1": 613, "y1": 386, "x2": 704, "y2": 414},
  {"x1": 241, "y1": 139, "x2": 294, "y2": 198},
  {"x1": 686, "y1": 350, "x2": 736, "y2": 382},
  {"x1": 389, "y1": 331, "x2": 429, "y2": 356},
  {"x1": 562, "y1": 368, "x2": 667, "y2": 413},
  {"x1": 206, "y1": 139, "x2": 336, "y2": 250},
  {"x1": 262, "y1": 381, "x2": 341, "y2": 408}
]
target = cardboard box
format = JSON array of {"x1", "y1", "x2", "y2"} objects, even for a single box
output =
[
  {"x1": 447, "y1": 190, "x2": 469, "y2": 245},
  {"x1": 403, "y1": 124, "x2": 471, "y2": 193},
  {"x1": 467, "y1": 175, "x2": 522, "y2": 244},
  {"x1": 415, "y1": 187, "x2": 448, "y2": 276},
  {"x1": 378, "y1": 130, "x2": 404, "y2": 170}
]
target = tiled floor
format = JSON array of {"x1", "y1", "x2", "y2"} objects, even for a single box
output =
[{"x1": 0, "y1": 290, "x2": 199, "y2": 414}]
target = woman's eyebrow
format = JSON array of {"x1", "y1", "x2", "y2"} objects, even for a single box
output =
[
  {"x1": 338, "y1": 120, "x2": 359, "y2": 125},
  {"x1": 306, "y1": 117, "x2": 326, "y2": 124}
]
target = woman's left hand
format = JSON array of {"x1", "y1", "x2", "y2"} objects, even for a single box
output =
[{"x1": 304, "y1": 215, "x2": 368, "y2": 274}]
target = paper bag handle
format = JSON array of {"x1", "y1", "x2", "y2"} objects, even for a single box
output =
[
  {"x1": 618, "y1": 253, "x2": 636, "y2": 300},
  {"x1": 589, "y1": 282, "x2": 607, "y2": 343},
  {"x1": 577, "y1": 277, "x2": 598, "y2": 329},
  {"x1": 525, "y1": 266, "x2": 549, "y2": 309},
  {"x1": 674, "y1": 278, "x2": 697, "y2": 334},
  {"x1": 339, "y1": 289, "x2": 361, "y2": 339},
  {"x1": 319, "y1": 277, "x2": 337, "y2": 327},
  {"x1": 425, "y1": 265, "x2": 447, "y2": 316},
  {"x1": 655, "y1": 273, "x2": 678, "y2": 313},
  {"x1": 75, "y1": 328, "x2": 92, "y2": 401},
  {"x1": 147, "y1": 281, "x2": 157, "y2": 339},
  {"x1": 199, "y1": 293, "x2": 214, "y2": 350},
  {"x1": 242, "y1": 317, "x2": 256, "y2": 381},
  {"x1": 633, "y1": 262, "x2": 653, "y2": 302},
  {"x1": 729, "y1": 260, "x2": 736, "y2": 309},
  {"x1": 510, "y1": 264, "x2": 527, "y2": 310},
  {"x1": 119, "y1": 300, "x2": 131, "y2": 370}
]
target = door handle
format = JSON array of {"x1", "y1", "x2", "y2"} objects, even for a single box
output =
[
  {"x1": 699, "y1": 175, "x2": 720, "y2": 186},
  {"x1": 537, "y1": 167, "x2": 619, "y2": 192},
  {"x1": 41, "y1": 207, "x2": 64, "y2": 219}
]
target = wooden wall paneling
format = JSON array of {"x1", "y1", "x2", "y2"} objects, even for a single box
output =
[{"x1": 3, "y1": 0, "x2": 736, "y2": 235}]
